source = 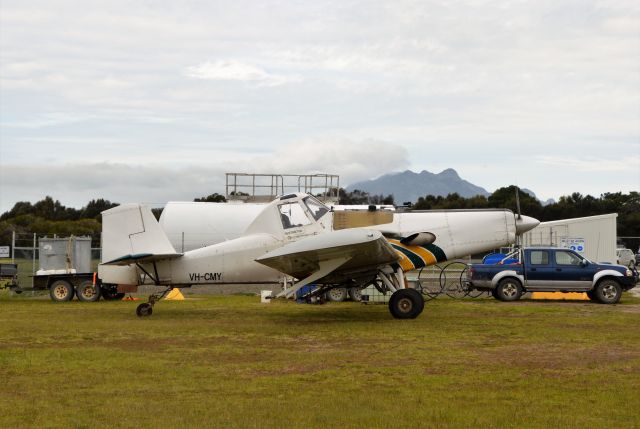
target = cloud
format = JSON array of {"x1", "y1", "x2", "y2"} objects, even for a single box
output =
[
  {"x1": 536, "y1": 155, "x2": 640, "y2": 172},
  {"x1": 185, "y1": 60, "x2": 299, "y2": 87},
  {"x1": 0, "y1": 139, "x2": 409, "y2": 211}
]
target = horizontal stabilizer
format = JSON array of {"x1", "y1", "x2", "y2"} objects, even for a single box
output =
[{"x1": 103, "y1": 252, "x2": 182, "y2": 266}]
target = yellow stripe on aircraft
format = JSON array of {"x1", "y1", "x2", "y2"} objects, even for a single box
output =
[{"x1": 387, "y1": 239, "x2": 438, "y2": 271}]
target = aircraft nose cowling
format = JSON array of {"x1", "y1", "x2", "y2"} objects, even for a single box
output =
[{"x1": 515, "y1": 215, "x2": 540, "y2": 234}]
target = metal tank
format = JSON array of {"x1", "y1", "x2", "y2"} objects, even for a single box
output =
[{"x1": 39, "y1": 236, "x2": 92, "y2": 273}]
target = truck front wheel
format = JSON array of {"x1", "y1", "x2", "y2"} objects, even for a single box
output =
[
  {"x1": 49, "y1": 280, "x2": 74, "y2": 302},
  {"x1": 594, "y1": 280, "x2": 622, "y2": 304},
  {"x1": 495, "y1": 278, "x2": 523, "y2": 302}
]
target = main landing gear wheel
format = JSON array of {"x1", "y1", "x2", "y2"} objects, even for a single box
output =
[
  {"x1": 389, "y1": 289, "x2": 424, "y2": 319},
  {"x1": 136, "y1": 303, "x2": 153, "y2": 317}
]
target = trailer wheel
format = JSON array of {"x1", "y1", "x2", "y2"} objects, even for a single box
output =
[
  {"x1": 389, "y1": 289, "x2": 424, "y2": 319},
  {"x1": 495, "y1": 278, "x2": 523, "y2": 302},
  {"x1": 49, "y1": 280, "x2": 74, "y2": 302},
  {"x1": 594, "y1": 280, "x2": 622, "y2": 304},
  {"x1": 76, "y1": 280, "x2": 101, "y2": 302}
]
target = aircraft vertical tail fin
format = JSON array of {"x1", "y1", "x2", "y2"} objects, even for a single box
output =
[{"x1": 101, "y1": 204, "x2": 180, "y2": 265}]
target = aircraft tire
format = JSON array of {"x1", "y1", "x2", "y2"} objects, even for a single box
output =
[
  {"x1": 326, "y1": 287, "x2": 347, "y2": 302},
  {"x1": 594, "y1": 280, "x2": 622, "y2": 304},
  {"x1": 76, "y1": 280, "x2": 101, "y2": 302},
  {"x1": 495, "y1": 278, "x2": 523, "y2": 302},
  {"x1": 389, "y1": 289, "x2": 424, "y2": 319},
  {"x1": 49, "y1": 280, "x2": 74, "y2": 302},
  {"x1": 136, "y1": 303, "x2": 153, "y2": 317}
]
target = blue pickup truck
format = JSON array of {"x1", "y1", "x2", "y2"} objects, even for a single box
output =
[{"x1": 466, "y1": 247, "x2": 638, "y2": 304}]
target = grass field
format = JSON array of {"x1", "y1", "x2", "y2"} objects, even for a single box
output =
[{"x1": 1, "y1": 292, "x2": 639, "y2": 428}]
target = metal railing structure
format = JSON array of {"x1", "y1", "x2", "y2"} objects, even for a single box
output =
[{"x1": 225, "y1": 173, "x2": 340, "y2": 204}]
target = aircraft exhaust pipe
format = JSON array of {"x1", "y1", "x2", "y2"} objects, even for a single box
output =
[{"x1": 400, "y1": 232, "x2": 436, "y2": 246}]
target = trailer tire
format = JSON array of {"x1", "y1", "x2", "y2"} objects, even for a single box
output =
[
  {"x1": 76, "y1": 280, "x2": 101, "y2": 302},
  {"x1": 495, "y1": 278, "x2": 523, "y2": 302},
  {"x1": 49, "y1": 280, "x2": 74, "y2": 302}
]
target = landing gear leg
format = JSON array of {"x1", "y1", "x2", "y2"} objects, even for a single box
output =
[{"x1": 136, "y1": 287, "x2": 173, "y2": 317}]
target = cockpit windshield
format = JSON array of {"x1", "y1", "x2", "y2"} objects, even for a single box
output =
[
  {"x1": 303, "y1": 196, "x2": 329, "y2": 221},
  {"x1": 279, "y1": 202, "x2": 312, "y2": 229}
]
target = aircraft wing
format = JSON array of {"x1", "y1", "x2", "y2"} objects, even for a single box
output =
[{"x1": 255, "y1": 229, "x2": 399, "y2": 286}]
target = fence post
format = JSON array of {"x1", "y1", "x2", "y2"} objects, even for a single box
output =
[
  {"x1": 11, "y1": 230, "x2": 15, "y2": 263},
  {"x1": 32, "y1": 233, "x2": 36, "y2": 288}
]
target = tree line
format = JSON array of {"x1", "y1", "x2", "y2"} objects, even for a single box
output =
[{"x1": 0, "y1": 188, "x2": 637, "y2": 249}]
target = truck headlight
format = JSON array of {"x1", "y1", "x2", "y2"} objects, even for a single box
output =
[{"x1": 626, "y1": 269, "x2": 633, "y2": 277}]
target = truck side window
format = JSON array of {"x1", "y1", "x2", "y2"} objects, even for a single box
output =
[
  {"x1": 530, "y1": 250, "x2": 549, "y2": 265},
  {"x1": 555, "y1": 250, "x2": 582, "y2": 266}
]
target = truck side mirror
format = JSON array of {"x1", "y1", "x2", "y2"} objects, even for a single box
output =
[{"x1": 580, "y1": 260, "x2": 588, "y2": 268}]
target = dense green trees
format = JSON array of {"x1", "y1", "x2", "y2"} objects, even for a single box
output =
[
  {"x1": 1, "y1": 189, "x2": 637, "y2": 250},
  {"x1": 0, "y1": 197, "x2": 119, "y2": 247}
]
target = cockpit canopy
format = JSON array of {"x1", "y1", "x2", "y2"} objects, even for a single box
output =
[{"x1": 278, "y1": 195, "x2": 329, "y2": 229}]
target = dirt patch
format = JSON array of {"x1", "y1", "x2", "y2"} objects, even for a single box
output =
[{"x1": 476, "y1": 343, "x2": 640, "y2": 371}]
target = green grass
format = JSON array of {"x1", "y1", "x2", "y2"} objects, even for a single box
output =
[{"x1": 1, "y1": 293, "x2": 639, "y2": 429}]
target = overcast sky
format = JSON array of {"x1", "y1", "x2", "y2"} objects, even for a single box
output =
[{"x1": 1, "y1": 0, "x2": 639, "y2": 211}]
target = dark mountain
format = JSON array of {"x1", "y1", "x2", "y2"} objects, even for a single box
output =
[{"x1": 346, "y1": 169, "x2": 490, "y2": 204}]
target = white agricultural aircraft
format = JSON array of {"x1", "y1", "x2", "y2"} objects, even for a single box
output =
[{"x1": 99, "y1": 193, "x2": 539, "y2": 319}]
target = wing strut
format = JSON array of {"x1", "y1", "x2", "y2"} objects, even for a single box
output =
[{"x1": 275, "y1": 256, "x2": 352, "y2": 299}]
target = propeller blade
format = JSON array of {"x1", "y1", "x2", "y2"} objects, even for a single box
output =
[{"x1": 515, "y1": 186, "x2": 522, "y2": 220}]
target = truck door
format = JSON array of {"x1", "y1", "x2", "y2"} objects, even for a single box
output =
[
  {"x1": 552, "y1": 249, "x2": 594, "y2": 290},
  {"x1": 525, "y1": 249, "x2": 556, "y2": 289}
]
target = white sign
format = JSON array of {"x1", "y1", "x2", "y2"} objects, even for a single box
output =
[
  {"x1": 0, "y1": 246, "x2": 9, "y2": 258},
  {"x1": 560, "y1": 238, "x2": 585, "y2": 253}
]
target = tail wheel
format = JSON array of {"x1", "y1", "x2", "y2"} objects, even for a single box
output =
[
  {"x1": 76, "y1": 280, "x2": 101, "y2": 302},
  {"x1": 594, "y1": 280, "x2": 622, "y2": 304},
  {"x1": 389, "y1": 289, "x2": 424, "y2": 319},
  {"x1": 136, "y1": 303, "x2": 153, "y2": 317},
  {"x1": 49, "y1": 280, "x2": 74, "y2": 302},
  {"x1": 495, "y1": 278, "x2": 523, "y2": 302}
]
